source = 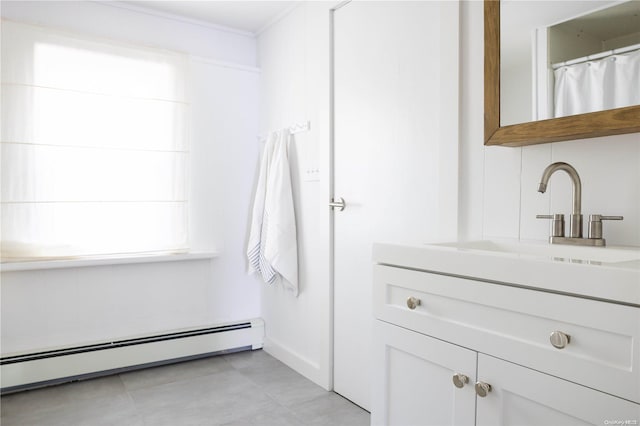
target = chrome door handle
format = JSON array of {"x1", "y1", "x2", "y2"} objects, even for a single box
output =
[{"x1": 329, "y1": 197, "x2": 346, "y2": 211}]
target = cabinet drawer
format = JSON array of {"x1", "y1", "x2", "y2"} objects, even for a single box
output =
[{"x1": 373, "y1": 265, "x2": 640, "y2": 403}]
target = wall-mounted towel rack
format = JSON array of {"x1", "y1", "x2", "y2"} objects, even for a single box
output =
[
  {"x1": 289, "y1": 121, "x2": 311, "y2": 134},
  {"x1": 258, "y1": 121, "x2": 311, "y2": 142}
]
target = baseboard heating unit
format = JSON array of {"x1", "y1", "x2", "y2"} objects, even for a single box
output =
[{"x1": 1, "y1": 318, "x2": 264, "y2": 393}]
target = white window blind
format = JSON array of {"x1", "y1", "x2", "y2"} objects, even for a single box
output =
[{"x1": 1, "y1": 20, "x2": 189, "y2": 260}]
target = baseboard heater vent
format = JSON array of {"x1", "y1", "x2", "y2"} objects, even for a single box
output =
[{"x1": 1, "y1": 318, "x2": 264, "y2": 393}]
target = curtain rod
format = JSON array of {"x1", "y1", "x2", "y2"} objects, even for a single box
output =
[{"x1": 552, "y1": 43, "x2": 640, "y2": 70}]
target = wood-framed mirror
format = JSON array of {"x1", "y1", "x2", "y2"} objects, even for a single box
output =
[{"x1": 484, "y1": 0, "x2": 640, "y2": 147}]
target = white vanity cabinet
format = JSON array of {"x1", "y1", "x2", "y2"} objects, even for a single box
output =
[{"x1": 371, "y1": 252, "x2": 640, "y2": 426}]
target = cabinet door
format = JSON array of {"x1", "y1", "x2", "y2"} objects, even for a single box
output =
[
  {"x1": 372, "y1": 321, "x2": 476, "y2": 426},
  {"x1": 476, "y1": 354, "x2": 640, "y2": 426}
]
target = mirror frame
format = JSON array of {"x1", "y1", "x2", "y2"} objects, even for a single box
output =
[{"x1": 484, "y1": 0, "x2": 640, "y2": 147}]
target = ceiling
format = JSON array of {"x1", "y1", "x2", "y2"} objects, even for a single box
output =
[
  {"x1": 551, "y1": 1, "x2": 640, "y2": 42},
  {"x1": 124, "y1": 1, "x2": 299, "y2": 34}
]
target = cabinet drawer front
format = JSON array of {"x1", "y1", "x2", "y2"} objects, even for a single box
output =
[{"x1": 373, "y1": 265, "x2": 640, "y2": 403}]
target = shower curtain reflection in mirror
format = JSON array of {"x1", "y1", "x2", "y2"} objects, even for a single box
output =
[{"x1": 554, "y1": 48, "x2": 640, "y2": 118}]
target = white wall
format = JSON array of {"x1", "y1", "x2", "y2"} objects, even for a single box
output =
[
  {"x1": 1, "y1": 2, "x2": 262, "y2": 354},
  {"x1": 460, "y1": 1, "x2": 640, "y2": 247},
  {"x1": 256, "y1": 2, "x2": 333, "y2": 389}
]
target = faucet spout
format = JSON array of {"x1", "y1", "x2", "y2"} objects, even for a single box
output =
[
  {"x1": 538, "y1": 162, "x2": 582, "y2": 215},
  {"x1": 538, "y1": 162, "x2": 583, "y2": 238}
]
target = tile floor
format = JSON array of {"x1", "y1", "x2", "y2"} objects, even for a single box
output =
[{"x1": 0, "y1": 349, "x2": 370, "y2": 426}]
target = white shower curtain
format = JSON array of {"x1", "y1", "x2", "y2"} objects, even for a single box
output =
[{"x1": 554, "y1": 48, "x2": 640, "y2": 118}]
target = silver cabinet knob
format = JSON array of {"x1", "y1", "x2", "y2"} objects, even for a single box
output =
[
  {"x1": 475, "y1": 381, "x2": 492, "y2": 397},
  {"x1": 406, "y1": 296, "x2": 421, "y2": 310},
  {"x1": 549, "y1": 331, "x2": 571, "y2": 349},
  {"x1": 452, "y1": 373, "x2": 469, "y2": 388}
]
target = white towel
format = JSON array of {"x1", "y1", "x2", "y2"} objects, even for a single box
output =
[
  {"x1": 247, "y1": 132, "x2": 277, "y2": 284},
  {"x1": 247, "y1": 129, "x2": 299, "y2": 295}
]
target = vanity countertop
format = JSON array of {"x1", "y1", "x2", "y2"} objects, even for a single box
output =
[{"x1": 373, "y1": 240, "x2": 640, "y2": 306}]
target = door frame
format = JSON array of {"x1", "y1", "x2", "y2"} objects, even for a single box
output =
[{"x1": 328, "y1": 0, "x2": 353, "y2": 392}]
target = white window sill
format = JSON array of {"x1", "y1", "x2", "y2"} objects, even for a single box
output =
[{"x1": 0, "y1": 252, "x2": 219, "y2": 272}]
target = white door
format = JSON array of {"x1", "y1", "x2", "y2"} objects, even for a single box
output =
[
  {"x1": 332, "y1": 1, "x2": 459, "y2": 410},
  {"x1": 372, "y1": 321, "x2": 477, "y2": 426},
  {"x1": 476, "y1": 354, "x2": 640, "y2": 426}
]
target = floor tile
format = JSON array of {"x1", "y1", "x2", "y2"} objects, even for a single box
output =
[
  {"x1": 1, "y1": 375, "x2": 126, "y2": 418},
  {"x1": 128, "y1": 370, "x2": 257, "y2": 412},
  {"x1": 120, "y1": 355, "x2": 231, "y2": 391},
  {"x1": 1, "y1": 392, "x2": 140, "y2": 426},
  {"x1": 0, "y1": 349, "x2": 370, "y2": 426},
  {"x1": 219, "y1": 402, "x2": 301, "y2": 426},
  {"x1": 137, "y1": 391, "x2": 275, "y2": 426},
  {"x1": 221, "y1": 349, "x2": 283, "y2": 370},
  {"x1": 289, "y1": 392, "x2": 370, "y2": 426},
  {"x1": 246, "y1": 367, "x2": 329, "y2": 408}
]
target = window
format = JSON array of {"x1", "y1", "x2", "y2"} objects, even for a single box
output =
[{"x1": 1, "y1": 21, "x2": 189, "y2": 260}]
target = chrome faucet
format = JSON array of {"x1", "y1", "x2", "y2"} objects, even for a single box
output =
[
  {"x1": 538, "y1": 162, "x2": 583, "y2": 238},
  {"x1": 536, "y1": 162, "x2": 622, "y2": 246}
]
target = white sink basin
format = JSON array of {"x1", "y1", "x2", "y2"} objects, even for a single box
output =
[
  {"x1": 433, "y1": 240, "x2": 640, "y2": 264},
  {"x1": 373, "y1": 239, "x2": 640, "y2": 306}
]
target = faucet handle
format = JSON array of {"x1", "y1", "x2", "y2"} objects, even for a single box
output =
[
  {"x1": 593, "y1": 215, "x2": 623, "y2": 221},
  {"x1": 536, "y1": 213, "x2": 565, "y2": 237},
  {"x1": 588, "y1": 215, "x2": 623, "y2": 240}
]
